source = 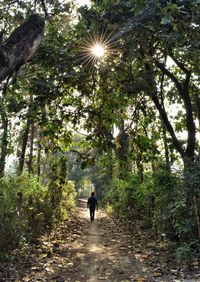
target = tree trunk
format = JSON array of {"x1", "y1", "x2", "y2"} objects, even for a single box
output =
[
  {"x1": 115, "y1": 120, "x2": 129, "y2": 179},
  {"x1": 0, "y1": 14, "x2": 44, "y2": 83},
  {"x1": 193, "y1": 195, "x2": 200, "y2": 239},
  {"x1": 28, "y1": 122, "x2": 34, "y2": 174},
  {"x1": 107, "y1": 145, "x2": 113, "y2": 179},
  {"x1": 0, "y1": 116, "x2": 8, "y2": 177},
  {"x1": 155, "y1": 61, "x2": 196, "y2": 163},
  {"x1": 143, "y1": 61, "x2": 196, "y2": 166},
  {"x1": 18, "y1": 117, "x2": 31, "y2": 174},
  {"x1": 163, "y1": 126, "x2": 170, "y2": 170},
  {"x1": 136, "y1": 155, "x2": 144, "y2": 182},
  {"x1": 37, "y1": 134, "x2": 42, "y2": 178},
  {"x1": 196, "y1": 95, "x2": 200, "y2": 127},
  {"x1": 0, "y1": 80, "x2": 9, "y2": 177}
]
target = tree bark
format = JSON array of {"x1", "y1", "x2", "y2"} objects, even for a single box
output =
[
  {"x1": 115, "y1": 120, "x2": 130, "y2": 179},
  {"x1": 37, "y1": 133, "x2": 42, "y2": 178},
  {"x1": 18, "y1": 116, "x2": 31, "y2": 174},
  {"x1": 0, "y1": 115, "x2": 8, "y2": 177},
  {"x1": 155, "y1": 61, "x2": 196, "y2": 163},
  {"x1": 0, "y1": 14, "x2": 44, "y2": 83},
  {"x1": 28, "y1": 122, "x2": 34, "y2": 174},
  {"x1": 193, "y1": 195, "x2": 200, "y2": 239},
  {"x1": 196, "y1": 95, "x2": 200, "y2": 128},
  {"x1": 0, "y1": 81, "x2": 9, "y2": 177},
  {"x1": 163, "y1": 127, "x2": 170, "y2": 170}
]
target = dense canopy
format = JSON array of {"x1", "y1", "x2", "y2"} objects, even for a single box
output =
[{"x1": 0, "y1": 0, "x2": 200, "y2": 266}]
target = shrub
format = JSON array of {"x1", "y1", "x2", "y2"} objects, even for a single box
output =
[
  {"x1": 103, "y1": 172, "x2": 154, "y2": 220},
  {"x1": 0, "y1": 173, "x2": 77, "y2": 256},
  {"x1": 54, "y1": 180, "x2": 77, "y2": 221},
  {"x1": 0, "y1": 174, "x2": 48, "y2": 251}
]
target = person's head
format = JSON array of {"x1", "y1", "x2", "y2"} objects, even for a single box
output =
[{"x1": 91, "y1": 192, "x2": 95, "y2": 197}]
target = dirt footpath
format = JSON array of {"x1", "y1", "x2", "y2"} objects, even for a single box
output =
[
  {"x1": 69, "y1": 200, "x2": 143, "y2": 282},
  {"x1": 2, "y1": 199, "x2": 200, "y2": 282}
]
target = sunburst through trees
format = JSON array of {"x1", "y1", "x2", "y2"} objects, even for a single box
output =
[{"x1": 78, "y1": 30, "x2": 118, "y2": 71}]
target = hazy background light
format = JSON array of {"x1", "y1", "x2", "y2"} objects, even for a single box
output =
[{"x1": 75, "y1": 0, "x2": 91, "y2": 7}]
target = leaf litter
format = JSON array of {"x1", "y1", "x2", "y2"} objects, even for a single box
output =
[{"x1": 0, "y1": 199, "x2": 199, "y2": 281}]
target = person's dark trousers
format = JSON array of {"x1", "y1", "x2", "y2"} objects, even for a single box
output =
[{"x1": 90, "y1": 209, "x2": 95, "y2": 221}]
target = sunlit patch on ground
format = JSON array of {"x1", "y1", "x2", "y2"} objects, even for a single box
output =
[{"x1": 2, "y1": 198, "x2": 199, "y2": 281}]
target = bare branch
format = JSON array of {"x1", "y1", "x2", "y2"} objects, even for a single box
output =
[{"x1": 169, "y1": 51, "x2": 190, "y2": 74}]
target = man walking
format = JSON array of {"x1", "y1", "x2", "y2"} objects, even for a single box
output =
[{"x1": 87, "y1": 192, "x2": 98, "y2": 222}]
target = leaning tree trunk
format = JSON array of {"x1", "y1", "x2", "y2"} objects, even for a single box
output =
[
  {"x1": 37, "y1": 130, "x2": 43, "y2": 179},
  {"x1": 28, "y1": 122, "x2": 34, "y2": 174},
  {"x1": 114, "y1": 118, "x2": 130, "y2": 180},
  {"x1": 0, "y1": 81, "x2": 9, "y2": 177},
  {"x1": 163, "y1": 126, "x2": 170, "y2": 170},
  {"x1": 18, "y1": 116, "x2": 31, "y2": 175},
  {"x1": 154, "y1": 60, "x2": 196, "y2": 165},
  {"x1": 28, "y1": 94, "x2": 34, "y2": 174},
  {"x1": 143, "y1": 60, "x2": 196, "y2": 166},
  {"x1": 0, "y1": 114, "x2": 8, "y2": 177},
  {"x1": 0, "y1": 14, "x2": 44, "y2": 83},
  {"x1": 196, "y1": 95, "x2": 200, "y2": 127}
]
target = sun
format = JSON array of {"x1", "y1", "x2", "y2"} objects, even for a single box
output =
[
  {"x1": 91, "y1": 44, "x2": 105, "y2": 57},
  {"x1": 78, "y1": 30, "x2": 118, "y2": 70}
]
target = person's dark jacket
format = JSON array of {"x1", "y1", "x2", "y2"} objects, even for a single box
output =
[{"x1": 87, "y1": 196, "x2": 98, "y2": 211}]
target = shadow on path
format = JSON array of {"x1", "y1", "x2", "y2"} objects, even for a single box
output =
[
  {"x1": 2, "y1": 199, "x2": 199, "y2": 281},
  {"x1": 66, "y1": 199, "x2": 146, "y2": 282}
]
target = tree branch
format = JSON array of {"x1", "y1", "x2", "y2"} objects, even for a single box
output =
[
  {"x1": 155, "y1": 60, "x2": 195, "y2": 159},
  {"x1": 110, "y1": 0, "x2": 193, "y2": 42},
  {"x1": 143, "y1": 63, "x2": 186, "y2": 159},
  {"x1": 0, "y1": 14, "x2": 45, "y2": 83},
  {"x1": 169, "y1": 51, "x2": 190, "y2": 74},
  {"x1": 151, "y1": 92, "x2": 185, "y2": 159},
  {"x1": 154, "y1": 60, "x2": 184, "y2": 93}
]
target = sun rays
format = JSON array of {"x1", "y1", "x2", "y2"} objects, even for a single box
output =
[{"x1": 77, "y1": 29, "x2": 118, "y2": 71}]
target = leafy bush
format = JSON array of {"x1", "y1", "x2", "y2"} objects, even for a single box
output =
[
  {"x1": 153, "y1": 169, "x2": 182, "y2": 238},
  {"x1": 0, "y1": 173, "x2": 77, "y2": 256},
  {"x1": 104, "y1": 172, "x2": 154, "y2": 220},
  {"x1": 153, "y1": 166, "x2": 200, "y2": 244},
  {"x1": 54, "y1": 180, "x2": 77, "y2": 221},
  {"x1": 0, "y1": 174, "x2": 48, "y2": 250}
]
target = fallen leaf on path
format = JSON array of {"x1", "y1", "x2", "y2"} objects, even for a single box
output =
[
  {"x1": 134, "y1": 278, "x2": 147, "y2": 282},
  {"x1": 45, "y1": 266, "x2": 54, "y2": 273},
  {"x1": 31, "y1": 266, "x2": 39, "y2": 270},
  {"x1": 140, "y1": 254, "x2": 149, "y2": 260},
  {"x1": 153, "y1": 272, "x2": 162, "y2": 277},
  {"x1": 39, "y1": 253, "x2": 48, "y2": 260}
]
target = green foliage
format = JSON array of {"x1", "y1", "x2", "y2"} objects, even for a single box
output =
[
  {"x1": 104, "y1": 172, "x2": 154, "y2": 219},
  {"x1": 153, "y1": 169, "x2": 181, "y2": 237},
  {"x1": 176, "y1": 240, "x2": 200, "y2": 263},
  {"x1": 0, "y1": 216, "x2": 26, "y2": 251},
  {"x1": 0, "y1": 172, "x2": 77, "y2": 256},
  {"x1": 48, "y1": 180, "x2": 77, "y2": 223},
  {"x1": 153, "y1": 166, "x2": 200, "y2": 247},
  {"x1": 59, "y1": 180, "x2": 77, "y2": 218},
  {"x1": 104, "y1": 166, "x2": 200, "y2": 262},
  {"x1": 0, "y1": 174, "x2": 48, "y2": 251},
  {"x1": 0, "y1": 0, "x2": 200, "y2": 265}
]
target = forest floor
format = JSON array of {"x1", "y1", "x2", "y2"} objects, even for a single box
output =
[{"x1": 1, "y1": 199, "x2": 200, "y2": 282}]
